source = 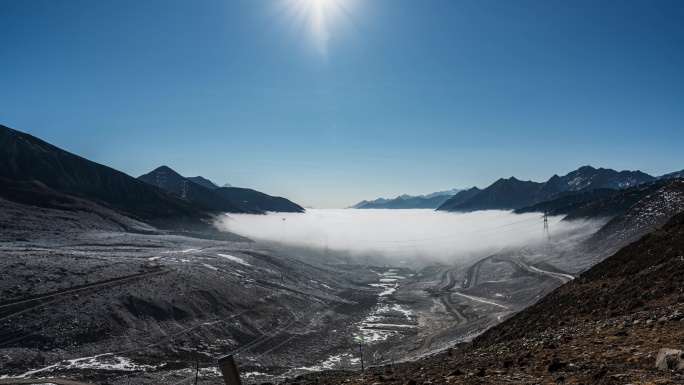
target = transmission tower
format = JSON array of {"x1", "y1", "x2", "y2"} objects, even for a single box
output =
[
  {"x1": 543, "y1": 212, "x2": 550, "y2": 240},
  {"x1": 181, "y1": 179, "x2": 188, "y2": 198},
  {"x1": 156, "y1": 170, "x2": 166, "y2": 188}
]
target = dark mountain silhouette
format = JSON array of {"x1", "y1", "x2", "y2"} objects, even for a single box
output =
[
  {"x1": 356, "y1": 195, "x2": 453, "y2": 209},
  {"x1": 139, "y1": 166, "x2": 304, "y2": 213},
  {"x1": 421, "y1": 188, "x2": 463, "y2": 199},
  {"x1": 659, "y1": 169, "x2": 684, "y2": 180},
  {"x1": 213, "y1": 187, "x2": 305, "y2": 213},
  {"x1": 514, "y1": 188, "x2": 617, "y2": 216},
  {"x1": 0, "y1": 124, "x2": 244, "y2": 234},
  {"x1": 350, "y1": 198, "x2": 391, "y2": 209},
  {"x1": 562, "y1": 179, "x2": 672, "y2": 222},
  {"x1": 438, "y1": 166, "x2": 656, "y2": 213},
  {"x1": 440, "y1": 177, "x2": 543, "y2": 212},
  {"x1": 536, "y1": 165, "x2": 655, "y2": 201},
  {"x1": 351, "y1": 188, "x2": 463, "y2": 209},
  {"x1": 187, "y1": 176, "x2": 219, "y2": 189},
  {"x1": 435, "y1": 187, "x2": 481, "y2": 211},
  {"x1": 138, "y1": 166, "x2": 261, "y2": 214}
]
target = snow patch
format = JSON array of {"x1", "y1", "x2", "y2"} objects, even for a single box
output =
[
  {"x1": 294, "y1": 353, "x2": 360, "y2": 372},
  {"x1": 15, "y1": 354, "x2": 154, "y2": 378},
  {"x1": 218, "y1": 253, "x2": 251, "y2": 266},
  {"x1": 451, "y1": 291, "x2": 509, "y2": 309},
  {"x1": 369, "y1": 283, "x2": 397, "y2": 296}
]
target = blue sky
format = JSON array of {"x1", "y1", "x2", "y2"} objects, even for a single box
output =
[{"x1": 1, "y1": 0, "x2": 683, "y2": 208}]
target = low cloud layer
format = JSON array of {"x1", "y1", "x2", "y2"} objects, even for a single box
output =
[{"x1": 216, "y1": 209, "x2": 599, "y2": 263}]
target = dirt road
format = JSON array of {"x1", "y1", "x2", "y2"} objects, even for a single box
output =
[
  {"x1": 401, "y1": 268, "x2": 468, "y2": 359},
  {"x1": 0, "y1": 379, "x2": 97, "y2": 385}
]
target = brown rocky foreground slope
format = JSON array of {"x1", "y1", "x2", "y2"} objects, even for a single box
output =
[{"x1": 303, "y1": 211, "x2": 684, "y2": 385}]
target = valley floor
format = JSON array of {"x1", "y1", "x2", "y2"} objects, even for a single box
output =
[{"x1": 0, "y1": 223, "x2": 594, "y2": 384}]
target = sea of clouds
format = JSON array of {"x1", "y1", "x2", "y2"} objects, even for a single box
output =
[{"x1": 216, "y1": 209, "x2": 600, "y2": 264}]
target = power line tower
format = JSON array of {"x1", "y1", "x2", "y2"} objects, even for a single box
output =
[
  {"x1": 181, "y1": 179, "x2": 188, "y2": 198},
  {"x1": 156, "y1": 170, "x2": 166, "y2": 188},
  {"x1": 543, "y1": 213, "x2": 550, "y2": 240}
]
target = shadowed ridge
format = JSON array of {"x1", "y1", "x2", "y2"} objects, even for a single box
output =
[{"x1": 0, "y1": 124, "x2": 244, "y2": 235}]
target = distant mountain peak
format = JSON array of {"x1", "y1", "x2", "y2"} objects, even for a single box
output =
[{"x1": 153, "y1": 165, "x2": 175, "y2": 173}]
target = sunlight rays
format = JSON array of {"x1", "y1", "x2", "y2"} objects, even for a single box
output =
[{"x1": 278, "y1": 0, "x2": 355, "y2": 56}]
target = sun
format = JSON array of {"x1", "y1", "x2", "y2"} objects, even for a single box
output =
[{"x1": 278, "y1": 0, "x2": 355, "y2": 56}]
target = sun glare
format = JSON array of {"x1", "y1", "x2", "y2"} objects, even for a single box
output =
[{"x1": 280, "y1": 0, "x2": 354, "y2": 56}]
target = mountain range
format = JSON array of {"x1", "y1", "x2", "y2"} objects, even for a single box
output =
[
  {"x1": 437, "y1": 165, "x2": 671, "y2": 212},
  {"x1": 351, "y1": 188, "x2": 464, "y2": 209},
  {"x1": 0, "y1": 124, "x2": 304, "y2": 236},
  {"x1": 138, "y1": 166, "x2": 304, "y2": 214},
  {"x1": 0, "y1": 125, "x2": 224, "y2": 234}
]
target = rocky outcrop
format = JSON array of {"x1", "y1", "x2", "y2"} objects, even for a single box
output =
[{"x1": 656, "y1": 348, "x2": 684, "y2": 371}]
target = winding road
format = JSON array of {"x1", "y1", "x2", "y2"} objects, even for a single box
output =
[
  {"x1": 401, "y1": 269, "x2": 467, "y2": 360},
  {"x1": 0, "y1": 379, "x2": 96, "y2": 385},
  {"x1": 494, "y1": 256, "x2": 575, "y2": 284}
]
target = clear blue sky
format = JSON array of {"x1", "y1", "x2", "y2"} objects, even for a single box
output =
[{"x1": 1, "y1": 0, "x2": 683, "y2": 208}]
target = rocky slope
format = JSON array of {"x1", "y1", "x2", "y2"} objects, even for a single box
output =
[
  {"x1": 0, "y1": 225, "x2": 380, "y2": 384},
  {"x1": 139, "y1": 166, "x2": 304, "y2": 213},
  {"x1": 302, "y1": 210, "x2": 684, "y2": 385},
  {"x1": 138, "y1": 166, "x2": 261, "y2": 214},
  {"x1": 0, "y1": 125, "x2": 234, "y2": 232},
  {"x1": 563, "y1": 179, "x2": 673, "y2": 222},
  {"x1": 583, "y1": 178, "x2": 684, "y2": 256}
]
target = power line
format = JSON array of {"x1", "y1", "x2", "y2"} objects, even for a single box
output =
[
  {"x1": 379, "y1": 221, "x2": 544, "y2": 249},
  {"x1": 359, "y1": 215, "x2": 544, "y2": 243}
]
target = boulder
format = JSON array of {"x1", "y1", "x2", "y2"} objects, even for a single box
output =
[{"x1": 656, "y1": 348, "x2": 684, "y2": 371}]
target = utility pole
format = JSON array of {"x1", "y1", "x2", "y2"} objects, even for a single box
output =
[
  {"x1": 354, "y1": 335, "x2": 364, "y2": 371},
  {"x1": 195, "y1": 361, "x2": 200, "y2": 385}
]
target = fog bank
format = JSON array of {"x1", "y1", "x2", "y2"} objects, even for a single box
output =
[{"x1": 216, "y1": 209, "x2": 599, "y2": 263}]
